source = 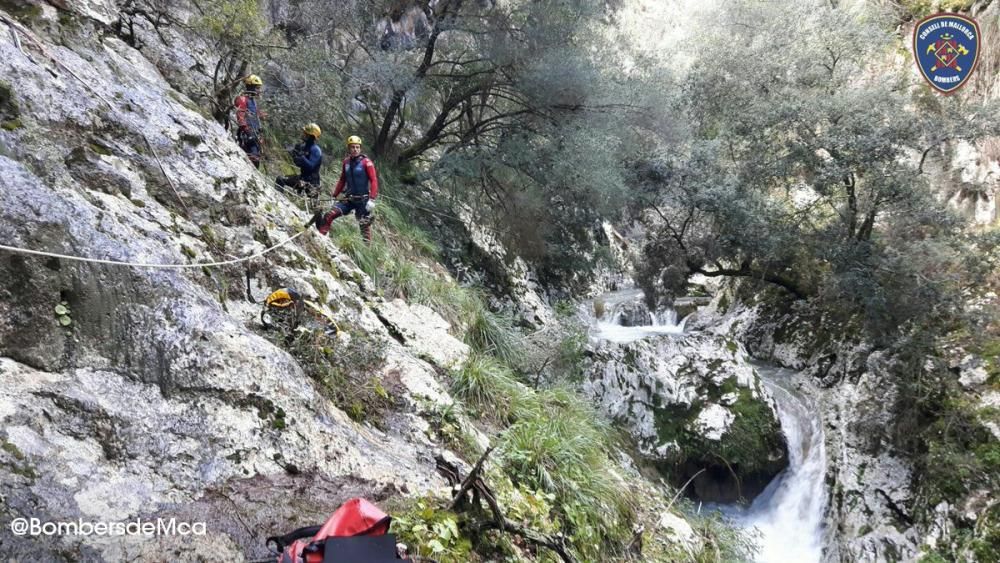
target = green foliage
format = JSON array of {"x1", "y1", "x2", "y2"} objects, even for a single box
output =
[
  {"x1": 280, "y1": 325, "x2": 394, "y2": 426},
  {"x1": 499, "y1": 385, "x2": 635, "y2": 559},
  {"x1": 919, "y1": 504, "x2": 1000, "y2": 563},
  {"x1": 550, "y1": 322, "x2": 589, "y2": 382},
  {"x1": 391, "y1": 497, "x2": 472, "y2": 562},
  {"x1": 0, "y1": 0, "x2": 42, "y2": 24},
  {"x1": 327, "y1": 197, "x2": 522, "y2": 356},
  {"x1": 258, "y1": 0, "x2": 634, "y2": 291},
  {"x1": 718, "y1": 389, "x2": 787, "y2": 474},
  {"x1": 635, "y1": 0, "x2": 999, "y2": 343},
  {"x1": 450, "y1": 354, "x2": 521, "y2": 424},
  {"x1": 461, "y1": 298, "x2": 519, "y2": 366},
  {"x1": 1, "y1": 80, "x2": 21, "y2": 131},
  {"x1": 0, "y1": 439, "x2": 37, "y2": 480},
  {"x1": 192, "y1": 0, "x2": 268, "y2": 49},
  {"x1": 495, "y1": 479, "x2": 560, "y2": 537},
  {"x1": 683, "y1": 504, "x2": 760, "y2": 563},
  {"x1": 423, "y1": 401, "x2": 483, "y2": 462},
  {"x1": 913, "y1": 394, "x2": 999, "y2": 509},
  {"x1": 53, "y1": 301, "x2": 72, "y2": 327},
  {"x1": 897, "y1": 0, "x2": 975, "y2": 19}
]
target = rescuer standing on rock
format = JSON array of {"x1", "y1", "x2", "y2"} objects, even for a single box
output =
[
  {"x1": 275, "y1": 123, "x2": 324, "y2": 204},
  {"x1": 233, "y1": 74, "x2": 265, "y2": 168},
  {"x1": 312, "y1": 135, "x2": 379, "y2": 243}
]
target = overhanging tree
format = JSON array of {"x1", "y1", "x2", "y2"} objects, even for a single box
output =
[{"x1": 636, "y1": 0, "x2": 998, "y2": 335}]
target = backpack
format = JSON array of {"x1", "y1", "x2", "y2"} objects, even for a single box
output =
[{"x1": 268, "y1": 498, "x2": 411, "y2": 563}]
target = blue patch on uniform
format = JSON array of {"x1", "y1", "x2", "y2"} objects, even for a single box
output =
[{"x1": 913, "y1": 14, "x2": 981, "y2": 95}]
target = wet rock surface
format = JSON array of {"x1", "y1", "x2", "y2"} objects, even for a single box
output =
[{"x1": 701, "y1": 292, "x2": 929, "y2": 562}]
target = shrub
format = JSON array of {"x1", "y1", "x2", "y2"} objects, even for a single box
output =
[
  {"x1": 279, "y1": 325, "x2": 395, "y2": 426},
  {"x1": 461, "y1": 298, "x2": 519, "y2": 366},
  {"x1": 499, "y1": 385, "x2": 635, "y2": 559},
  {"x1": 390, "y1": 497, "x2": 472, "y2": 563}
]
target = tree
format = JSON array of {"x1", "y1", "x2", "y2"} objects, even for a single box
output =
[
  {"x1": 635, "y1": 0, "x2": 998, "y2": 336},
  {"x1": 261, "y1": 0, "x2": 650, "y2": 289},
  {"x1": 191, "y1": 0, "x2": 279, "y2": 127}
]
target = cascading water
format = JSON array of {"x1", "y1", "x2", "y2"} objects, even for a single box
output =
[
  {"x1": 592, "y1": 289, "x2": 687, "y2": 343},
  {"x1": 590, "y1": 290, "x2": 828, "y2": 562},
  {"x1": 726, "y1": 364, "x2": 827, "y2": 563}
]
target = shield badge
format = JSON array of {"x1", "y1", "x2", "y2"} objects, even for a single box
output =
[{"x1": 913, "y1": 13, "x2": 981, "y2": 94}]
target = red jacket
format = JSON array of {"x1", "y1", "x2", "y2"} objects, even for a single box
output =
[
  {"x1": 333, "y1": 155, "x2": 379, "y2": 199},
  {"x1": 233, "y1": 94, "x2": 263, "y2": 131}
]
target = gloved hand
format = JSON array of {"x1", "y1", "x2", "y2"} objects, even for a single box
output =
[{"x1": 365, "y1": 199, "x2": 376, "y2": 213}]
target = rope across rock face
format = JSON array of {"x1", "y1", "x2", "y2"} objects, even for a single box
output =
[
  {"x1": 0, "y1": 229, "x2": 308, "y2": 269},
  {"x1": 0, "y1": 16, "x2": 316, "y2": 271}
]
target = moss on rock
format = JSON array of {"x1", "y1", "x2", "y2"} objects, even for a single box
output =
[{"x1": 657, "y1": 388, "x2": 787, "y2": 504}]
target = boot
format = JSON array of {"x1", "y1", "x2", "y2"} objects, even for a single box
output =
[{"x1": 316, "y1": 209, "x2": 342, "y2": 235}]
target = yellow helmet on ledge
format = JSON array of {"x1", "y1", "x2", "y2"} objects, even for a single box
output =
[
  {"x1": 346, "y1": 135, "x2": 363, "y2": 147},
  {"x1": 302, "y1": 123, "x2": 322, "y2": 138}
]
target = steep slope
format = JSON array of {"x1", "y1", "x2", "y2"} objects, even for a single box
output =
[{"x1": 0, "y1": 5, "x2": 469, "y2": 559}]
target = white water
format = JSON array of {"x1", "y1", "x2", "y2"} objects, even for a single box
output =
[
  {"x1": 731, "y1": 365, "x2": 827, "y2": 563},
  {"x1": 590, "y1": 290, "x2": 827, "y2": 562},
  {"x1": 591, "y1": 289, "x2": 687, "y2": 343}
]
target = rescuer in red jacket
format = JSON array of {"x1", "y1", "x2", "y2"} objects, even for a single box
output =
[
  {"x1": 313, "y1": 135, "x2": 379, "y2": 243},
  {"x1": 233, "y1": 74, "x2": 265, "y2": 168}
]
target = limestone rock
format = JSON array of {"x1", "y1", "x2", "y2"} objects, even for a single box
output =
[
  {"x1": 374, "y1": 299, "x2": 471, "y2": 370},
  {"x1": 0, "y1": 15, "x2": 459, "y2": 559},
  {"x1": 585, "y1": 332, "x2": 787, "y2": 503}
]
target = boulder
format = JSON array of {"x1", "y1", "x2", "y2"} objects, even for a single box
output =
[{"x1": 585, "y1": 332, "x2": 787, "y2": 503}]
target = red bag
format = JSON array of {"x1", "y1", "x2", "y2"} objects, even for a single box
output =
[{"x1": 274, "y1": 498, "x2": 396, "y2": 563}]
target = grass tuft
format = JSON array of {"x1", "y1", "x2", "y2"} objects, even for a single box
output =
[{"x1": 450, "y1": 354, "x2": 521, "y2": 423}]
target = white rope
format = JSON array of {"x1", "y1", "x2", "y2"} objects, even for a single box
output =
[{"x1": 0, "y1": 229, "x2": 308, "y2": 269}]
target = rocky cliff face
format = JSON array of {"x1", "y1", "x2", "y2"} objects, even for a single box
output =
[
  {"x1": 583, "y1": 294, "x2": 788, "y2": 505},
  {"x1": 0, "y1": 4, "x2": 476, "y2": 559},
  {"x1": 697, "y1": 294, "x2": 920, "y2": 561}
]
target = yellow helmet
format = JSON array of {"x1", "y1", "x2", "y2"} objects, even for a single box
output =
[
  {"x1": 302, "y1": 123, "x2": 321, "y2": 138},
  {"x1": 245, "y1": 74, "x2": 263, "y2": 87},
  {"x1": 346, "y1": 135, "x2": 363, "y2": 147}
]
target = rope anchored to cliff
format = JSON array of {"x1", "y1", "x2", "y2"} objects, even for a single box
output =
[{"x1": 0, "y1": 228, "x2": 310, "y2": 269}]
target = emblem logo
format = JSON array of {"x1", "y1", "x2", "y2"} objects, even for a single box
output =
[{"x1": 913, "y1": 13, "x2": 981, "y2": 94}]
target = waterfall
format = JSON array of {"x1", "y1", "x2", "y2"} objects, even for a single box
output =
[
  {"x1": 731, "y1": 364, "x2": 828, "y2": 563},
  {"x1": 589, "y1": 289, "x2": 828, "y2": 561},
  {"x1": 591, "y1": 289, "x2": 687, "y2": 343}
]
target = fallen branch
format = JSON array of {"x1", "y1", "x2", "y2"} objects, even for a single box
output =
[
  {"x1": 666, "y1": 468, "x2": 706, "y2": 511},
  {"x1": 624, "y1": 524, "x2": 644, "y2": 557},
  {"x1": 467, "y1": 518, "x2": 575, "y2": 563},
  {"x1": 437, "y1": 448, "x2": 576, "y2": 563},
  {"x1": 449, "y1": 446, "x2": 494, "y2": 511},
  {"x1": 710, "y1": 453, "x2": 743, "y2": 503}
]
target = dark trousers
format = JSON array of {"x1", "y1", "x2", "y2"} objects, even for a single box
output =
[
  {"x1": 275, "y1": 175, "x2": 320, "y2": 206},
  {"x1": 237, "y1": 129, "x2": 261, "y2": 168}
]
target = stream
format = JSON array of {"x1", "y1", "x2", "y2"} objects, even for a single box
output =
[{"x1": 591, "y1": 290, "x2": 827, "y2": 562}]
